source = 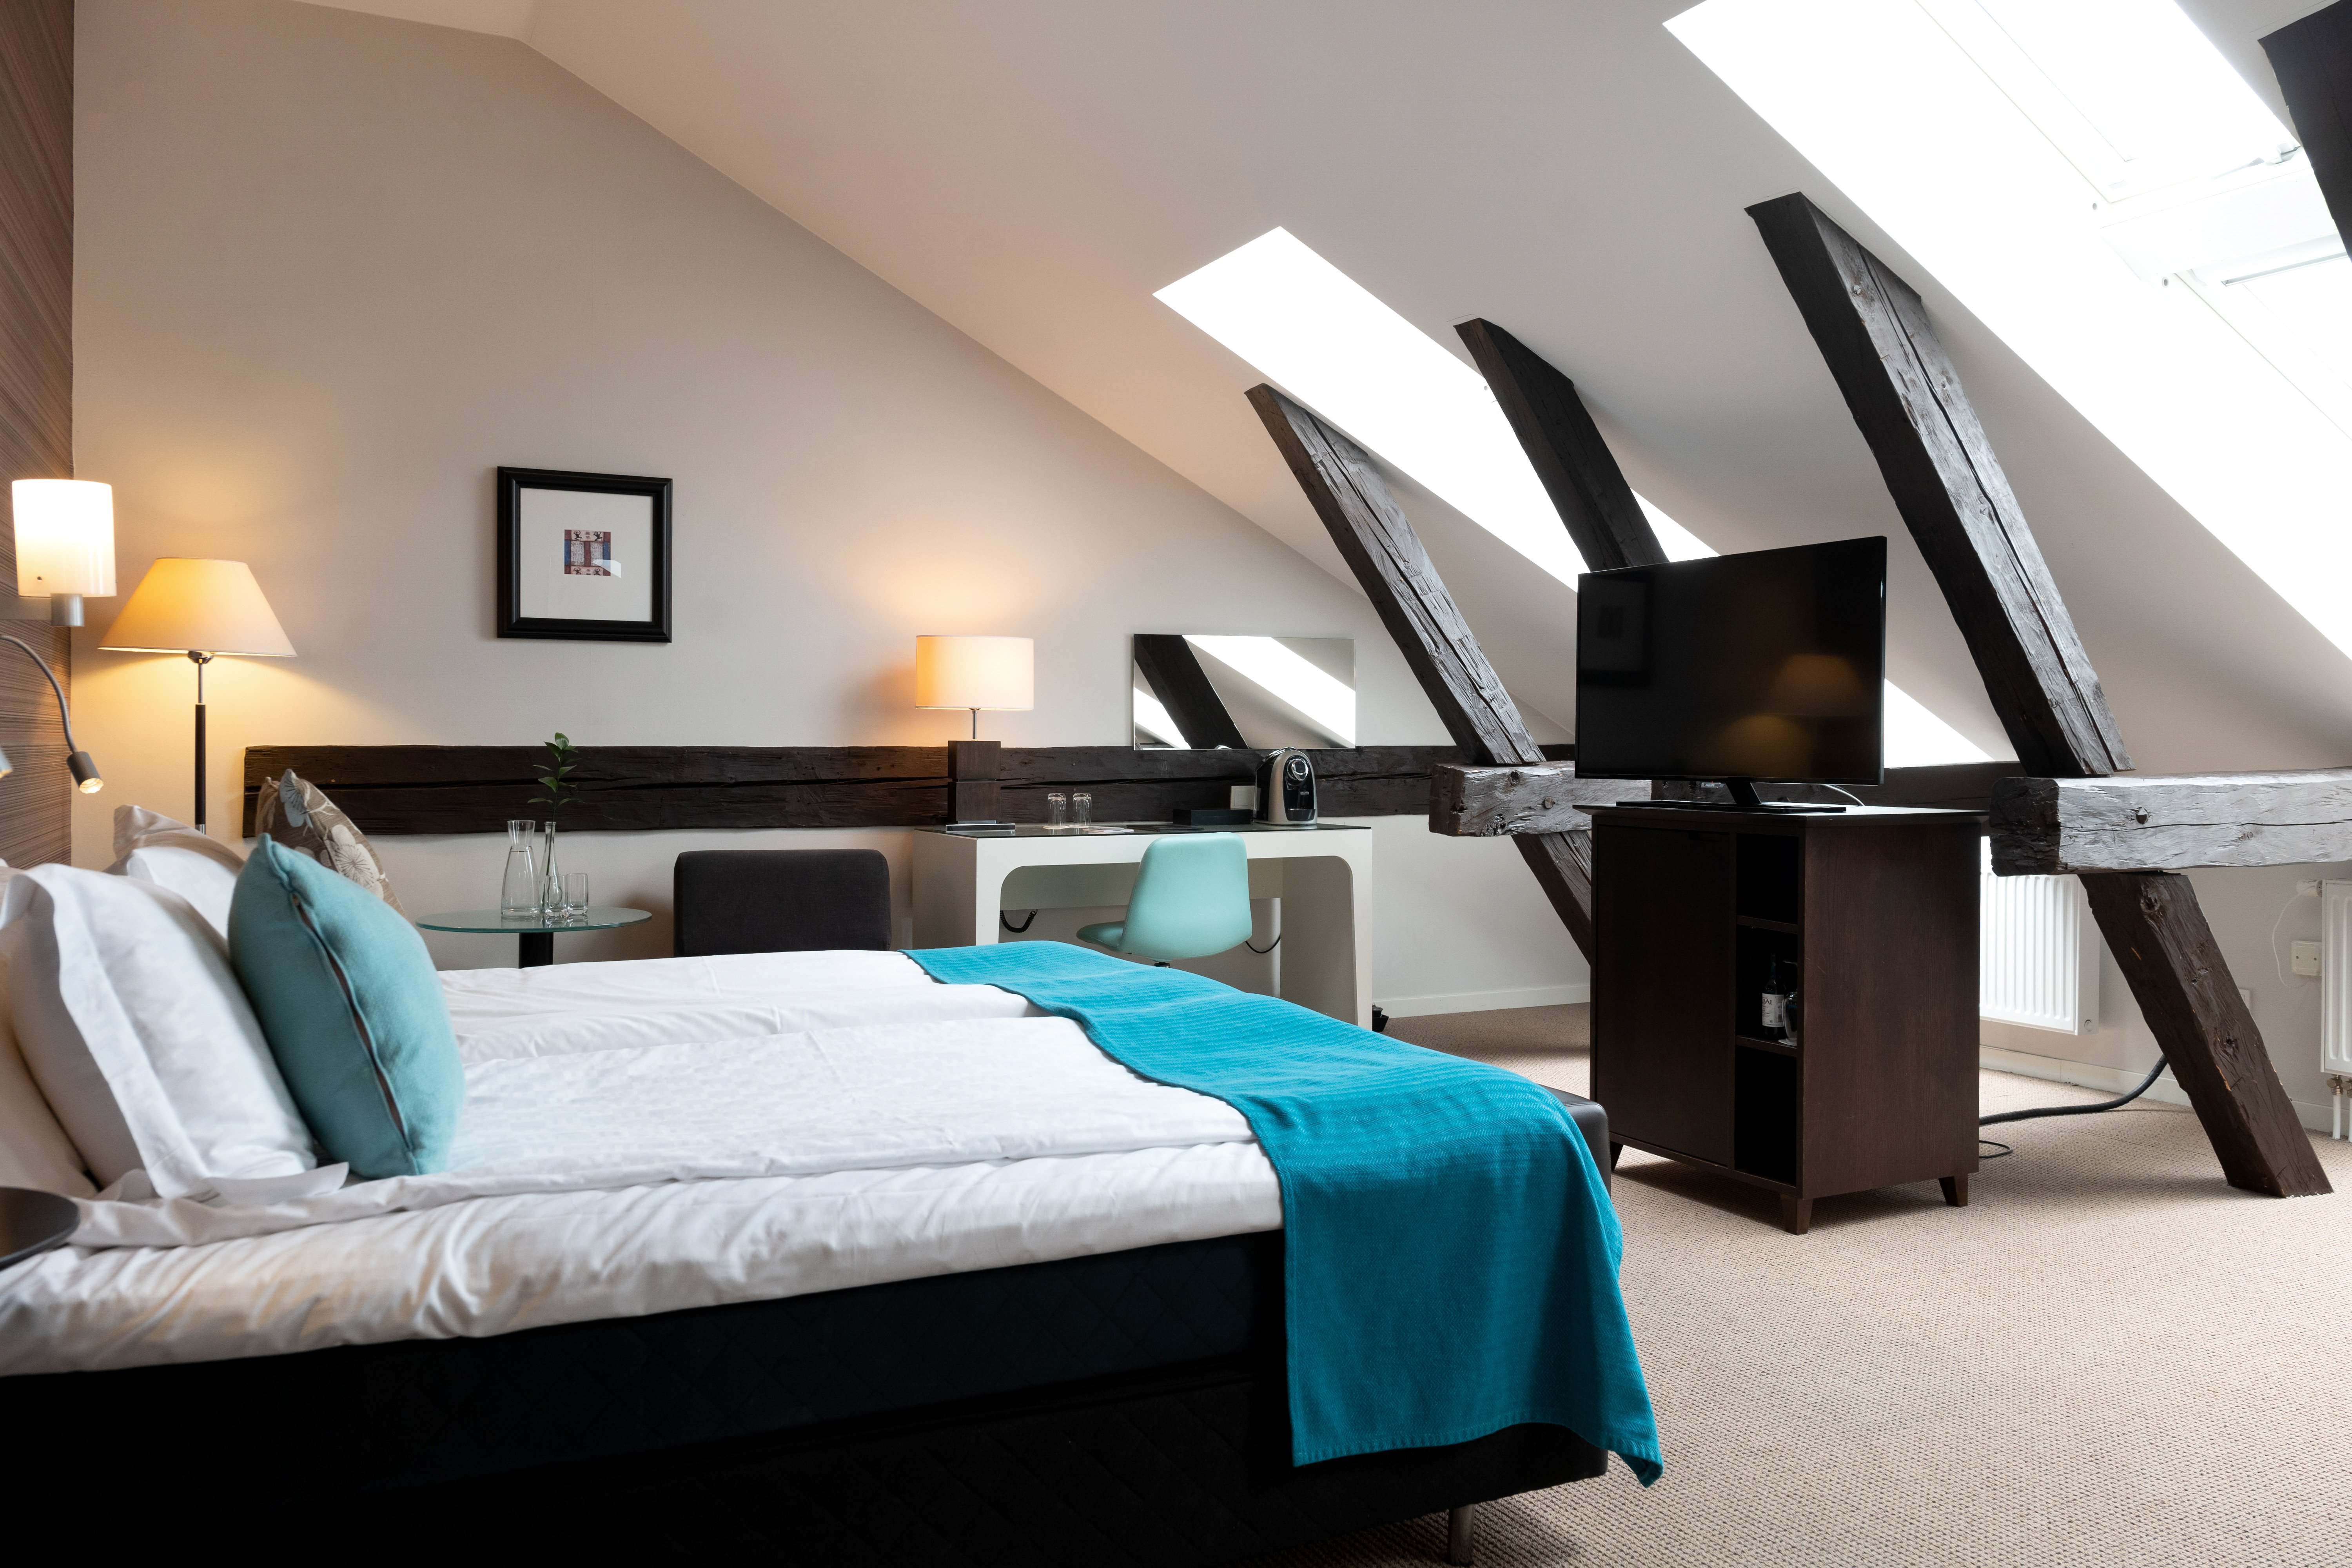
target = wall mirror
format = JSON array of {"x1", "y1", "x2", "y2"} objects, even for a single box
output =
[{"x1": 1131, "y1": 635, "x2": 1354, "y2": 749}]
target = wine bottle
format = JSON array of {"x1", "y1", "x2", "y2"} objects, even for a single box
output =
[{"x1": 1759, "y1": 954, "x2": 1789, "y2": 1041}]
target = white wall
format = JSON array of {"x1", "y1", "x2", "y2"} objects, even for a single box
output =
[{"x1": 67, "y1": 0, "x2": 1589, "y2": 1010}]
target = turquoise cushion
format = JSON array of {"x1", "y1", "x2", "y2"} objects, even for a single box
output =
[{"x1": 229, "y1": 835, "x2": 463, "y2": 1178}]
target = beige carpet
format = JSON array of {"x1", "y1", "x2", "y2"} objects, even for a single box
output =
[{"x1": 1249, "y1": 1004, "x2": 2352, "y2": 1568}]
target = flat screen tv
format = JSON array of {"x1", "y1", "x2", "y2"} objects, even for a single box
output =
[{"x1": 1575, "y1": 536, "x2": 1886, "y2": 807}]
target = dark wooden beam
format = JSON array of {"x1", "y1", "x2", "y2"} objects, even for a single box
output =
[
  {"x1": 1991, "y1": 768, "x2": 2352, "y2": 875},
  {"x1": 1430, "y1": 761, "x2": 1628, "y2": 838},
  {"x1": 0, "y1": 0, "x2": 74, "y2": 870},
  {"x1": 241, "y1": 742, "x2": 1568, "y2": 836},
  {"x1": 2082, "y1": 874, "x2": 2324, "y2": 1199},
  {"x1": 1657, "y1": 760, "x2": 2021, "y2": 815},
  {"x1": 1131, "y1": 634, "x2": 1245, "y2": 748},
  {"x1": 1455, "y1": 319, "x2": 1666, "y2": 572},
  {"x1": 1245, "y1": 382, "x2": 1597, "y2": 956},
  {"x1": 2263, "y1": 5, "x2": 2352, "y2": 252},
  {"x1": 1747, "y1": 194, "x2": 2131, "y2": 781},
  {"x1": 1750, "y1": 192, "x2": 2325, "y2": 1198}
]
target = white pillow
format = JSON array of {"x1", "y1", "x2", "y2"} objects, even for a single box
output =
[
  {"x1": 2, "y1": 864, "x2": 318, "y2": 1198},
  {"x1": 0, "y1": 951, "x2": 94, "y2": 1198},
  {"x1": 108, "y1": 804, "x2": 244, "y2": 940}
]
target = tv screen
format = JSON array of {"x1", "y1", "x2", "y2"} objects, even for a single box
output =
[{"x1": 1575, "y1": 537, "x2": 1887, "y2": 786}]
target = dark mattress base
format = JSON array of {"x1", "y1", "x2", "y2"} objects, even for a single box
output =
[{"x1": 383, "y1": 1359, "x2": 1605, "y2": 1566}]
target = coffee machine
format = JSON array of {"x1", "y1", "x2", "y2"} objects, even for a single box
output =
[{"x1": 1254, "y1": 748, "x2": 1318, "y2": 826}]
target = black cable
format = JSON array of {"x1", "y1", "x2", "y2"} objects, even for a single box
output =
[
  {"x1": 1979, "y1": 1054, "x2": 2167, "y2": 1127},
  {"x1": 1978, "y1": 1138, "x2": 2013, "y2": 1160},
  {"x1": 1245, "y1": 933, "x2": 1281, "y2": 955},
  {"x1": 999, "y1": 909, "x2": 1038, "y2": 933}
]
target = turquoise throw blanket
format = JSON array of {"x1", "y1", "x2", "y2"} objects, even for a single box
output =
[{"x1": 907, "y1": 942, "x2": 1661, "y2": 1481}]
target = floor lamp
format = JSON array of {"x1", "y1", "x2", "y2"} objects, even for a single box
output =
[{"x1": 101, "y1": 559, "x2": 294, "y2": 834}]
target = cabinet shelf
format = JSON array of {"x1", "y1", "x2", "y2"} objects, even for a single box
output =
[
  {"x1": 1734, "y1": 915, "x2": 1799, "y2": 934},
  {"x1": 1734, "y1": 1034, "x2": 1799, "y2": 1056}
]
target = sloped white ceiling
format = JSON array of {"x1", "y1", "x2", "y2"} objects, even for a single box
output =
[{"x1": 299, "y1": 0, "x2": 2351, "y2": 769}]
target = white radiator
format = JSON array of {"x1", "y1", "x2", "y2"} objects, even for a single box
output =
[
  {"x1": 2321, "y1": 885, "x2": 2352, "y2": 1140},
  {"x1": 2322, "y1": 883, "x2": 2352, "y2": 1079},
  {"x1": 1979, "y1": 842, "x2": 2099, "y2": 1034}
]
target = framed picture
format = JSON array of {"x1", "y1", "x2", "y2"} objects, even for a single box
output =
[{"x1": 495, "y1": 466, "x2": 673, "y2": 643}]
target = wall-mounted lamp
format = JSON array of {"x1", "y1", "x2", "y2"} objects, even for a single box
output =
[
  {"x1": 102, "y1": 559, "x2": 294, "y2": 833},
  {"x1": 0, "y1": 636, "x2": 101, "y2": 794},
  {"x1": 11, "y1": 480, "x2": 118, "y2": 626}
]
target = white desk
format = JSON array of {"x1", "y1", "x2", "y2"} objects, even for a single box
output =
[{"x1": 911, "y1": 823, "x2": 1374, "y2": 1027}]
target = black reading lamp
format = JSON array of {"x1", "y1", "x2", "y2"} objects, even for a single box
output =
[{"x1": 0, "y1": 635, "x2": 101, "y2": 795}]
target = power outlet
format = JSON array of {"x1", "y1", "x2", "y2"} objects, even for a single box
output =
[
  {"x1": 2299, "y1": 879, "x2": 2323, "y2": 898},
  {"x1": 2293, "y1": 940, "x2": 2323, "y2": 978}
]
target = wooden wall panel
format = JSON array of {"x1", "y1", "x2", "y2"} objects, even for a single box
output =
[{"x1": 0, "y1": 0, "x2": 74, "y2": 868}]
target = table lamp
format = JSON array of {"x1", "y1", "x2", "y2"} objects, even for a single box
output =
[
  {"x1": 11, "y1": 479, "x2": 116, "y2": 625},
  {"x1": 915, "y1": 634, "x2": 1032, "y2": 829},
  {"x1": 101, "y1": 559, "x2": 294, "y2": 833}
]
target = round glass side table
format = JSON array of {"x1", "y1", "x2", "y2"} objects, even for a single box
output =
[{"x1": 413, "y1": 906, "x2": 653, "y2": 968}]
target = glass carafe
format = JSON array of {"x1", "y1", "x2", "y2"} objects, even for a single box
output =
[
  {"x1": 537, "y1": 820, "x2": 563, "y2": 920},
  {"x1": 500, "y1": 819, "x2": 538, "y2": 918}
]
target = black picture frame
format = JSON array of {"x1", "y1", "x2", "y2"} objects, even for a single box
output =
[{"x1": 495, "y1": 466, "x2": 673, "y2": 643}]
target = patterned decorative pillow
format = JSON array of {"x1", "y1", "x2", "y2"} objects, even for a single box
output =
[{"x1": 251, "y1": 770, "x2": 405, "y2": 914}]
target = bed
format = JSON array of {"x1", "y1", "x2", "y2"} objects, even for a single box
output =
[{"x1": 0, "y1": 942, "x2": 1636, "y2": 1563}]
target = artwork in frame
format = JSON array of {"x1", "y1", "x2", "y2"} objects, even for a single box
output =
[{"x1": 495, "y1": 466, "x2": 673, "y2": 643}]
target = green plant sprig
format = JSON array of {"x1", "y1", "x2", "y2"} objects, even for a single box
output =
[{"x1": 528, "y1": 731, "x2": 584, "y2": 820}]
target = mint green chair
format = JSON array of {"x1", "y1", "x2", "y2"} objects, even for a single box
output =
[{"x1": 1077, "y1": 833, "x2": 1254, "y2": 962}]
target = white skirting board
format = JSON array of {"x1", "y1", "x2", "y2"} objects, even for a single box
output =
[
  {"x1": 1980, "y1": 1044, "x2": 2336, "y2": 1136},
  {"x1": 1376, "y1": 983, "x2": 1590, "y2": 1019}
]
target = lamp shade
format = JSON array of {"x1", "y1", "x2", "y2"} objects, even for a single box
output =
[
  {"x1": 100, "y1": 559, "x2": 295, "y2": 657},
  {"x1": 11, "y1": 480, "x2": 117, "y2": 598},
  {"x1": 914, "y1": 635, "x2": 1033, "y2": 711}
]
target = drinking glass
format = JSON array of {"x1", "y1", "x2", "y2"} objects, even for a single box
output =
[
  {"x1": 1071, "y1": 791, "x2": 1093, "y2": 829},
  {"x1": 1045, "y1": 792, "x2": 1069, "y2": 831},
  {"x1": 499, "y1": 819, "x2": 538, "y2": 918},
  {"x1": 561, "y1": 873, "x2": 590, "y2": 922}
]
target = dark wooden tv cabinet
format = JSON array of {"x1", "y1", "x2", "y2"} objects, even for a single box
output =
[{"x1": 1586, "y1": 802, "x2": 1982, "y2": 1234}]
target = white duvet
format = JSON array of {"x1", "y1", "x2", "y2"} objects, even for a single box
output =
[{"x1": 0, "y1": 952, "x2": 1282, "y2": 1376}]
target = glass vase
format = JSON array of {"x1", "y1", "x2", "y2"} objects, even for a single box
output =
[
  {"x1": 537, "y1": 820, "x2": 563, "y2": 920},
  {"x1": 499, "y1": 819, "x2": 538, "y2": 918}
]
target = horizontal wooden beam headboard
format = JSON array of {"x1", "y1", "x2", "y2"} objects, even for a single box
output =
[
  {"x1": 240, "y1": 743, "x2": 1572, "y2": 835},
  {"x1": 240, "y1": 745, "x2": 2011, "y2": 837}
]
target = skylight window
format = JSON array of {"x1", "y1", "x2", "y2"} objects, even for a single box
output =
[
  {"x1": 1157, "y1": 229, "x2": 1592, "y2": 586},
  {"x1": 2187, "y1": 241, "x2": 2352, "y2": 437},
  {"x1": 1669, "y1": 0, "x2": 2352, "y2": 662},
  {"x1": 1155, "y1": 227, "x2": 1990, "y2": 767},
  {"x1": 1918, "y1": 0, "x2": 2297, "y2": 201}
]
